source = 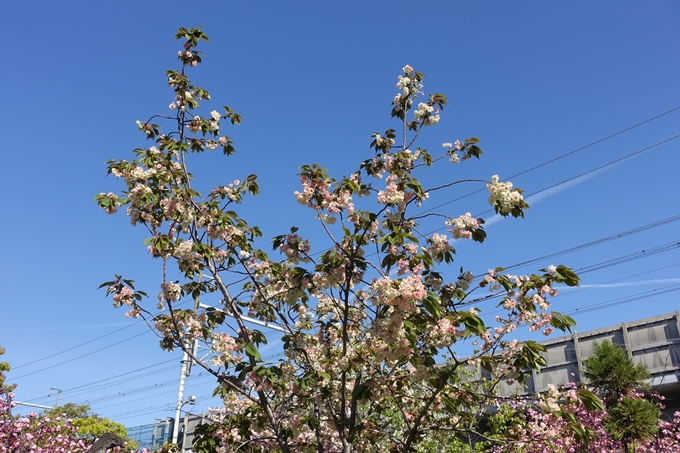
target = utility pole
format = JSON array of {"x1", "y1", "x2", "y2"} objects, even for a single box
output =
[
  {"x1": 169, "y1": 273, "x2": 288, "y2": 448},
  {"x1": 172, "y1": 276, "x2": 201, "y2": 447}
]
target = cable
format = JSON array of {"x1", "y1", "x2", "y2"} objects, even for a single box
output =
[
  {"x1": 111, "y1": 394, "x2": 215, "y2": 422},
  {"x1": 10, "y1": 296, "x2": 196, "y2": 379},
  {"x1": 467, "y1": 238, "x2": 680, "y2": 309},
  {"x1": 557, "y1": 262, "x2": 680, "y2": 297},
  {"x1": 462, "y1": 134, "x2": 680, "y2": 222},
  {"x1": 33, "y1": 365, "x2": 181, "y2": 403},
  {"x1": 81, "y1": 372, "x2": 213, "y2": 407}
]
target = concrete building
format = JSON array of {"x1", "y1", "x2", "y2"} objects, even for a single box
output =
[{"x1": 495, "y1": 310, "x2": 680, "y2": 413}]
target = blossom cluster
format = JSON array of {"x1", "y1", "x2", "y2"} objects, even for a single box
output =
[
  {"x1": 413, "y1": 102, "x2": 440, "y2": 125},
  {"x1": 294, "y1": 174, "x2": 355, "y2": 220},
  {"x1": 376, "y1": 174, "x2": 405, "y2": 205},
  {"x1": 278, "y1": 233, "x2": 312, "y2": 264},
  {"x1": 487, "y1": 174, "x2": 526, "y2": 216},
  {"x1": 487, "y1": 383, "x2": 680, "y2": 453},
  {"x1": 446, "y1": 212, "x2": 482, "y2": 239}
]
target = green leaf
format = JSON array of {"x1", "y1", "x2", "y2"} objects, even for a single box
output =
[
  {"x1": 555, "y1": 265, "x2": 580, "y2": 287},
  {"x1": 245, "y1": 344, "x2": 261, "y2": 361},
  {"x1": 461, "y1": 312, "x2": 486, "y2": 335},
  {"x1": 479, "y1": 356, "x2": 496, "y2": 373},
  {"x1": 577, "y1": 388, "x2": 604, "y2": 411},
  {"x1": 421, "y1": 292, "x2": 443, "y2": 318},
  {"x1": 352, "y1": 381, "x2": 373, "y2": 401},
  {"x1": 549, "y1": 312, "x2": 577, "y2": 333}
]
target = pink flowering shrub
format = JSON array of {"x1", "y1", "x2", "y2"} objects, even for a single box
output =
[
  {"x1": 97, "y1": 27, "x2": 593, "y2": 452},
  {"x1": 0, "y1": 348, "x2": 147, "y2": 453},
  {"x1": 485, "y1": 384, "x2": 680, "y2": 453}
]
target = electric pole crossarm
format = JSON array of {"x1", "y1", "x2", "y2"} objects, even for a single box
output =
[
  {"x1": 197, "y1": 303, "x2": 289, "y2": 333},
  {"x1": 14, "y1": 401, "x2": 55, "y2": 410}
]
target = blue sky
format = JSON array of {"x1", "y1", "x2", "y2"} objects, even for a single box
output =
[{"x1": 1, "y1": 1, "x2": 679, "y2": 429}]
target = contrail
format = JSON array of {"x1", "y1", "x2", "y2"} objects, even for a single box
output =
[{"x1": 561, "y1": 278, "x2": 680, "y2": 290}]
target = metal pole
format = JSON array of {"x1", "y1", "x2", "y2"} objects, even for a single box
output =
[{"x1": 171, "y1": 351, "x2": 189, "y2": 445}]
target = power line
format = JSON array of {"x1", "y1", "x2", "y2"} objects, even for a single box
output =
[
  {"x1": 557, "y1": 262, "x2": 680, "y2": 297},
  {"x1": 484, "y1": 262, "x2": 680, "y2": 317},
  {"x1": 468, "y1": 239, "x2": 680, "y2": 308},
  {"x1": 484, "y1": 214, "x2": 680, "y2": 276},
  {"x1": 10, "y1": 330, "x2": 152, "y2": 380},
  {"x1": 10, "y1": 296, "x2": 197, "y2": 379},
  {"x1": 112, "y1": 394, "x2": 214, "y2": 423},
  {"x1": 464, "y1": 134, "x2": 680, "y2": 221},
  {"x1": 79, "y1": 372, "x2": 213, "y2": 407}
]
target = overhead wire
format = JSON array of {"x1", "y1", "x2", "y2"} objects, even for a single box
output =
[
  {"x1": 565, "y1": 285, "x2": 680, "y2": 316},
  {"x1": 576, "y1": 240, "x2": 680, "y2": 275},
  {"x1": 467, "y1": 238, "x2": 680, "y2": 308},
  {"x1": 556, "y1": 262, "x2": 680, "y2": 297},
  {"x1": 79, "y1": 372, "x2": 213, "y2": 407},
  {"x1": 10, "y1": 330, "x2": 152, "y2": 380},
  {"x1": 11, "y1": 322, "x2": 142, "y2": 370},
  {"x1": 483, "y1": 262, "x2": 680, "y2": 317}
]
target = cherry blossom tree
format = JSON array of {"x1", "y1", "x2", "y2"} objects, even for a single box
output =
[{"x1": 97, "y1": 27, "x2": 595, "y2": 453}]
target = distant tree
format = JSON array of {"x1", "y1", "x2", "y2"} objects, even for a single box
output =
[
  {"x1": 41, "y1": 402, "x2": 132, "y2": 444},
  {"x1": 583, "y1": 340, "x2": 659, "y2": 452},
  {"x1": 582, "y1": 339, "x2": 650, "y2": 404}
]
